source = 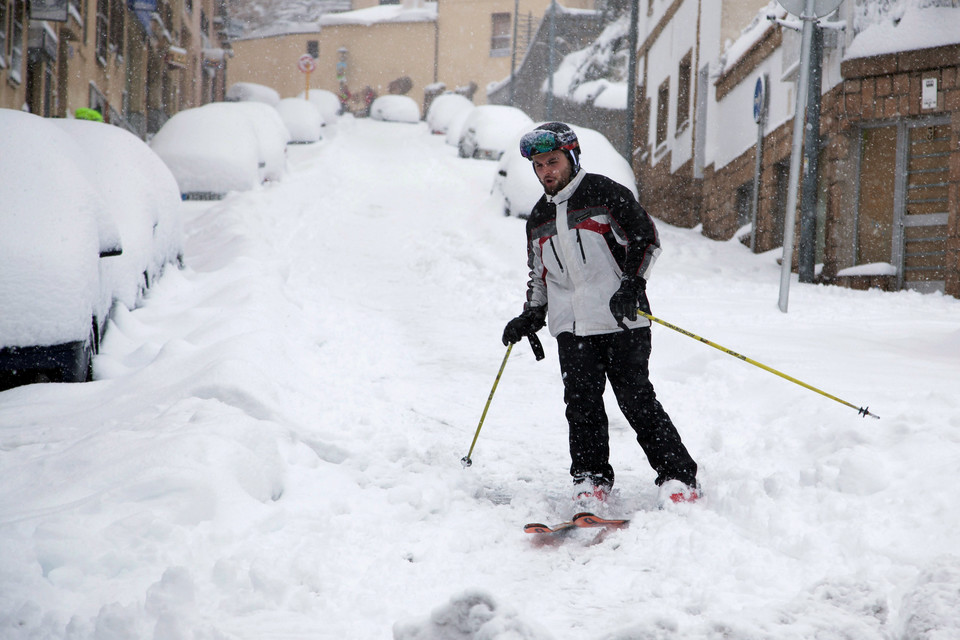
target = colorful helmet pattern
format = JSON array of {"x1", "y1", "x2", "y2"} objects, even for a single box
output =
[{"x1": 519, "y1": 122, "x2": 581, "y2": 175}]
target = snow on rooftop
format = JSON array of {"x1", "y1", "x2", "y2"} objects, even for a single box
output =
[
  {"x1": 845, "y1": 5, "x2": 960, "y2": 60},
  {"x1": 719, "y1": 2, "x2": 786, "y2": 76},
  {"x1": 320, "y1": 1, "x2": 436, "y2": 27}
]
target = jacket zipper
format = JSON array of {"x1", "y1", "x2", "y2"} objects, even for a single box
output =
[
  {"x1": 549, "y1": 238, "x2": 564, "y2": 273},
  {"x1": 576, "y1": 229, "x2": 586, "y2": 263}
]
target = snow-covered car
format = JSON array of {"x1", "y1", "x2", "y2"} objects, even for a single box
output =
[
  {"x1": 0, "y1": 109, "x2": 182, "y2": 389},
  {"x1": 205, "y1": 101, "x2": 290, "y2": 182},
  {"x1": 426, "y1": 93, "x2": 474, "y2": 135},
  {"x1": 151, "y1": 104, "x2": 262, "y2": 199},
  {"x1": 444, "y1": 105, "x2": 475, "y2": 148},
  {"x1": 297, "y1": 89, "x2": 342, "y2": 124},
  {"x1": 369, "y1": 95, "x2": 421, "y2": 124},
  {"x1": 491, "y1": 124, "x2": 638, "y2": 218},
  {"x1": 457, "y1": 105, "x2": 533, "y2": 160},
  {"x1": 53, "y1": 119, "x2": 183, "y2": 310},
  {"x1": 276, "y1": 97, "x2": 325, "y2": 144},
  {"x1": 226, "y1": 82, "x2": 281, "y2": 106}
]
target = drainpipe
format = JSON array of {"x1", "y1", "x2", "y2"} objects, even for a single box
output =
[
  {"x1": 798, "y1": 22, "x2": 823, "y2": 283},
  {"x1": 546, "y1": 0, "x2": 556, "y2": 120},
  {"x1": 624, "y1": 0, "x2": 639, "y2": 159}
]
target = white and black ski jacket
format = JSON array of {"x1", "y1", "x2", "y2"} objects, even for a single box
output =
[{"x1": 522, "y1": 171, "x2": 661, "y2": 337}]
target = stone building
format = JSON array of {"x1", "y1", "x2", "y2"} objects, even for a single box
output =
[{"x1": 632, "y1": 0, "x2": 960, "y2": 298}]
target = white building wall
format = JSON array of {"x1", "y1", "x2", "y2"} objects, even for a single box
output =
[{"x1": 645, "y1": 0, "x2": 702, "y2": 170}]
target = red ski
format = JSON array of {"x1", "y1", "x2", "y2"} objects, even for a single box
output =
[
  {"x1": 572, "y1": 512, "x2": 629, "y2": 529},
  {"x1": 523, "y1": 512, "x2": 629, "y2": 535}
]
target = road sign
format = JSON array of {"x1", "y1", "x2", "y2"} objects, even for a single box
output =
[
  {"x1": 753, "y1": 75, "x2": 768, "y2": 124},
  {"x1": 298, "y1": 54, "x2": 316, "y2": 74},
  {"x1": 777, "y1": 0, "x2": 842, "y2": 18}
]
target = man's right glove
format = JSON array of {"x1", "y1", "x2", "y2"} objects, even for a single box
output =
[
  {"x1": 502, "y1": 306, "x2": 546, "y2": 346},
  {"x1": 609, "y1": 276, "x2": 646, "y2": 324}
]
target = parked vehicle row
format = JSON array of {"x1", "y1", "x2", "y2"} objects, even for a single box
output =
[
  {"x1": 0, "y1": 109, "x2": 184, "y2": 390},
  {"x1": 423, "y1": 94, "x2": 636, "y2": 218},
  {"x1": 151, "y1": 84, "x2": 342, "y2": 200}
]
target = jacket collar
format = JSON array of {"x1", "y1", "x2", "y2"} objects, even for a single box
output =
[{"x1": 545, "y1": 170, "x2": 586, "y2": 205}]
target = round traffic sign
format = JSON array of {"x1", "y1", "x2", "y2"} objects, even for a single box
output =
[
  {"x1": 753, "y1": 75, "x2": 768, "y2": 123},
  {"x1": 776, "y1": 0, "x2": 843, "y2": 18},
  {"x1": 298, "y1": 54, "x2": 316, "y2": 74}
]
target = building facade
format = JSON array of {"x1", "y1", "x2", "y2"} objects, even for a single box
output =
[
  {"x1": 225, "y1": 0, "x2": 600, "y2": 114},
  {"x1": 0, "y1": 0, "x2": 230, "y2": 137},
  {"x1": 227, "y1": 1, "x2": 439, "y2": 113},
  {"x1": 632, "y1": 0, "x2": 960, "y2": 299}
]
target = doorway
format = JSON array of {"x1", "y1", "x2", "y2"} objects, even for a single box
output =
[{"x1": 856, "y1": 117, "x2": 951, "y2": 293}]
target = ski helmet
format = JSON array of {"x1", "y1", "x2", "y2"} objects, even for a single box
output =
[{"x1": 519, "y1": 122, "x2": 581, "y2": 174}]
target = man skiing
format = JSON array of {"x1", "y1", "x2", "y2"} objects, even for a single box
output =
[{"x1": 502, "y1": 122, "x2": 700, "y2": 510}]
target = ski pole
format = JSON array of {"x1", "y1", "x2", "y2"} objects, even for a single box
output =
[
  {"x1": 638, "y1": 310, "x2": 879, "y2": 419},
  {"x1": 461, "y1": 334, "x2": 545, "y2": 468},
  {"x1": 461, "y1": 343, "x2": 512, "y2": 468}
]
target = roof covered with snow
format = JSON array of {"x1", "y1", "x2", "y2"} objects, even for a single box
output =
[{"x1": 845, "y1": 5, "x2": 960, "y2": 60}]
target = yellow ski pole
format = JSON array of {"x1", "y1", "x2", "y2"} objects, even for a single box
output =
[
  {"x1": 461, "y1": 343, "x2": 513, "y2": 468},
  {"x1": 638, "y1": 310, "x2": 879, "y2": 419},
  {"x1": 461, "y1": 334, "x2": 545, "y2": 468}
]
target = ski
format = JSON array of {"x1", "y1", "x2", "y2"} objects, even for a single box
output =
[
  {"x1": 523, "y1": 519, "x2": 577, "y2": 535},
  {"x1": 572, "y1": 512, "x2": 629, "y2": 529},
  {"x1": 523, "y1": 512, "x2": 629, "y2": 535}
]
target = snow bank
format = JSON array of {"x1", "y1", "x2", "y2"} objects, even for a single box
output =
[{"x1": 394, "y1": 590, "x2": 553, "y2": 640}]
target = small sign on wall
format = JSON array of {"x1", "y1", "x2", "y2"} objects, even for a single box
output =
[{"x1": 922, "y1": 78, "x2": 938, "y2": 110}]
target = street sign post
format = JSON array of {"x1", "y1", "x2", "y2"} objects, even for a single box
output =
[
  {"x1": 775, "y1": 0, "x2": 843, "y2": 313},
  {"x1": 298, "y1": 54, "x2": 317, "y2": 100},
  {"x1": 750, "y1": 75, "x2": 768, "y2": 253}
]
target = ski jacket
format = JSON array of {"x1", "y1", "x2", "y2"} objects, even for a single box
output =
[{"x1": 522, "y1": 171, "x2": 661, "y2": 337}]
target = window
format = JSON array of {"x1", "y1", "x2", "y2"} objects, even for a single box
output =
[
  {"x1": 8, "y1": 0, "x2": 24, "y2": 82},
  {"x1": 110, "y1": 0, "x2": 124, "y2": 58},
  {"x1": 307, "y1": 40, "x2": 319, "y2": 59},
  {"x1": 655, "y1": 78, "x2": 669, "y2": 148},
  {"x1": 676, "y1": 51, "x2": 691, "y2": 133},
  {"x1": 0, "y1": 0, "x2": 8, "y2": 69},
  {"x1": 490, "y1": 12, "x2": 510, "y2": 57},
  {"x1": 95, "y1": 0, "x2": 107, "y2": 63}
]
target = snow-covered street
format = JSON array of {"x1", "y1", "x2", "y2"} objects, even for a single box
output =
[{"x1": 2, "y1": 116, "x2": 960, "y2": 639}]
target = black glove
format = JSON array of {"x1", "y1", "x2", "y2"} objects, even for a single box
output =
[
  {"x1": 502, "y1": 306, "x2": 546, "y2": 346},
  {"x1": 609, "y1": 276, "x2": 646, "y2": 324}
]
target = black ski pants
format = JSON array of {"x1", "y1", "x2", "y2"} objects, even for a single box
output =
[{"x1": 556, "y1": 327, "x2": 697, "y2": 489}]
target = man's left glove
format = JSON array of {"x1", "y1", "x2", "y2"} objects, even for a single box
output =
[
  {"x1": 502, "y1": 306, "x2": 546, "y2": 346},
  {"x1": 609, "y1": 276, "x2": 646, "y2": 323}
]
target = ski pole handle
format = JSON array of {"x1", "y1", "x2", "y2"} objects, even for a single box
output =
[{"x1": 527, "y1": 333, "x2": 545, "y2": 361}]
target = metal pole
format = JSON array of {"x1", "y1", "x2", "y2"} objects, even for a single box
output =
[
  {"x1": 623, "y1": 0, "x2": 640, "y2": 159},
  {"x1": 750, "y1": 75, "x2": 768, "y2": 253},
  {"x1": 510, "y1": 0, "x2": 519, "y2": 106},
  {"x1": 546, "y1": 0, "x2": 556, "y2": 120},
  {"x1": 777, "y1": 0, "x2": 815, "y2": 313},
  {"x1": 798, "y1": 22, "x2": 823, "y2": 283}
]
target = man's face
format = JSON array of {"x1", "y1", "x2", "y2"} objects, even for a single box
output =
[{"x1": 532, "y1": 149, "x2": 573, "y2": 196}]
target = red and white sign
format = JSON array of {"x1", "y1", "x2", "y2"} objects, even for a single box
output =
[{"x1": 297, "y1": 54, "x2": 316, "y2": 74}]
